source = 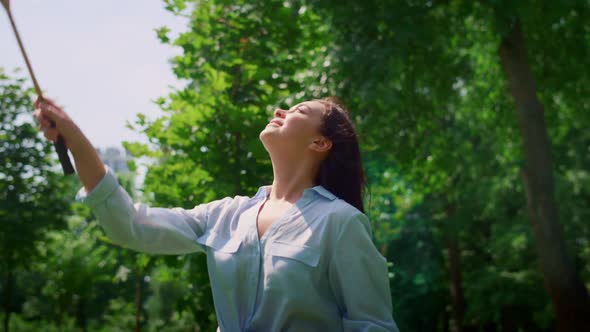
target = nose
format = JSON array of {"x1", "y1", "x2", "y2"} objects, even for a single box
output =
[{"x1": 274, "y1": 108, "x2": 286, "y2": 118}]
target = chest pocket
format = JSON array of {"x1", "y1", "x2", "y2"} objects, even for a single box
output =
[
  {"x1": 197, "y1": 230, "x2": 243, "y2": 295},
  {"x1": 269, "y1": 241, "x2": 320, "y2": 267},
  {"x1": 196, "y1": 230, "x2": 241, "y2": 253}
]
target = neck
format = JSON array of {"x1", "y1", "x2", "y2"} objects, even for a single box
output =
[{"x1": 268, "y1": 152, "x2": 319, "y2": 203}]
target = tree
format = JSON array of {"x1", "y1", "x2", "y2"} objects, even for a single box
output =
[
  {"x1": 29, "y1": 201, "x2": 120, "y2": 332},
  {"x1": 305, "y1": 0, "x2": 590, "y2": 330},
  {"x1": 498, "y1": 17, "x2": 590, "y2": 331},
  {"x1": 0, "y1": 68, "x2": 71, "y2": 331}
]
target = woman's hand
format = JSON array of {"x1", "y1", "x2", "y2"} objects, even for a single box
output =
[
  {"x1": 33, "y1": 97, "x2": 77, "y2": 145},
  {"x1": 32, "y1": 96, "x2": 106, "y2": 192}
]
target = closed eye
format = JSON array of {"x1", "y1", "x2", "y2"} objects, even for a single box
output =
[
  {"x1": 287, "y1": 106, "x2": 305, "y2": 114},
  {"x1": 296, "y1": 105, "x2": 311, "y2": 114},
  {"x1": 288, "y1": 104, "x2": 309, "y2": 114}
]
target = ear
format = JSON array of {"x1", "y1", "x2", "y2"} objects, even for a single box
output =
[{"x1": 309, "y1": 136, "x2": 332, "y2": 153}]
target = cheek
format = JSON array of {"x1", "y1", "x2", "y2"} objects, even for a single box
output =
[
  {"x1": 285, "y1": 117, "x2": 319, "y2": 135},
  {"x1": 283, "y1": 122, "x2": 316, "y2": 142}
]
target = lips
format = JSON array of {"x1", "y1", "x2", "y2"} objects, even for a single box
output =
[{"x1": 269, "y1": 119, "x2": 283, "y2": 126}]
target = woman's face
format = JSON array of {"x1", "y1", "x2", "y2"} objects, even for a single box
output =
[{"x1": 259, "y1": 100, "x2": 327, "y2": 151}]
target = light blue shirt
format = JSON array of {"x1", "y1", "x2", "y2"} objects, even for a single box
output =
[{"x1": 78, "y1": 167, "x2": 399, "y2": 332}]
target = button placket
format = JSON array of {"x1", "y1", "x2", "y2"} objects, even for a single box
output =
[
  {"x1": 245, "y1": 188, "x2": 317, "y2": 328},
  {"x1": 246, "y1": 199, "x2": 265, "y2": 326}
]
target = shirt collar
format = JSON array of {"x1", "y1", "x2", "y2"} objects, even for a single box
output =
[
  {"x1": 253, "y1": 185, "x2": 271, "y2": 200},
  {"x1": 310, "y1": 185, "x2": 337, "y2": 201},
  {"x1": 253, "y1": 185, "x2": 337, "y2": 201}
]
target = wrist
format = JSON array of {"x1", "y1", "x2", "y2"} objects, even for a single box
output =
[{"x1": 60, "y1": 123, "x2": 86, "y2": 151}]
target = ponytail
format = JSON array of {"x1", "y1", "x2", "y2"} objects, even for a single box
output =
[{"x1": 315, "y1": 97, "x2": 365, "y2": 213}]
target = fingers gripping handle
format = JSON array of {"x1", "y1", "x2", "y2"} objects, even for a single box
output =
[{"x1": 39, "y1": 100, "x2": 76, "y2": 175}]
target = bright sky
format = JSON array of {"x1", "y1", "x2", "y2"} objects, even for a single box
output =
[{"x1": 1, "y1": 1, "x2": 186, "y2": 149}]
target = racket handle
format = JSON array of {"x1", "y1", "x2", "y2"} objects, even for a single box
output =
[{"x1": 54, "y1": 134, "x2": 75, "y2": 175}]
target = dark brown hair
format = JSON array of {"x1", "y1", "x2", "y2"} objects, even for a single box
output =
[{"x1": 315, "y1": 97, "x2": 365, "y2": 213}]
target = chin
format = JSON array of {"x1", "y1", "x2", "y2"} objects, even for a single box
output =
[
  {"x1": 259, "y1": 128, "x2": 281, "y2": 150},
  {"x1": 258, "y1": 128, "x2": 269, "y2": 142},
  {"x1": 259, "y1": 129, "x2": 272, "y2": 143},
  {"x1": 259, "y1": 125, "x2": 277, "y2": 137}
]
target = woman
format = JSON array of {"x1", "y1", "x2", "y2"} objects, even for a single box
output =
[{"x1": 34, "y1": 96, "x2": 399, "y2": 331}]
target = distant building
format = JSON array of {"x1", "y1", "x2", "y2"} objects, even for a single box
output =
[{"x1": 96, "y1": 147, "x2": 131, "y2": 173}]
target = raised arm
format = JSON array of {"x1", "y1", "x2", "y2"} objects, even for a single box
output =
[
  {"x1": 76, "y1": 168, "x2": 219, "y2": 254},
  {"x1": 34, "y1": 97, "x2": 220, "y2": 254},
  {"x1": 34, "y1": 97, "x2": 104, "y2": 192}
]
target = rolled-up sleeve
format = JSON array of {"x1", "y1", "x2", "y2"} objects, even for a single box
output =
[
  {"x1": 76, "y1": 166, "x2": 219, "y2": 255},
  {"x1": 328, "y1": 213, "x2": 399, "y2": 332}
]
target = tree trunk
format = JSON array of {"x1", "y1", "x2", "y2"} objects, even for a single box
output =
[
  {"x1": 2, "y1": 271, "x2": 13, "y2": 332},
  {"x1": 440, "y1": 309, "x2": 450, "y2": 332},
  {"x1": 498, "y1": 20, "x2": 590, "y2": 331},
  {"x1": 443, "y1": 203, "x2": 467, "y2": 332},
  {"x1": 500, "y1": 305, "x2": 518, "y2": 332},
  {"x1": 446, "y1": 235, "x2": 465, "y2": 332},
  {"x1": 76, "y1": 297, "x2": 88, "y2": 332},
  {"x1": 134, "y1": 274, "x2": 143, "y2": 332}
]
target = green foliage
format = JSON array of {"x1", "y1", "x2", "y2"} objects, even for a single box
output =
[
  {"x1": 0, "y1": 68, "x2": 75, "y2": 331},
  {"x1": 4, "y1": 314, "x2": 78, "y2": 332},
  {"x1": 144, "y1": 258, "x2": 216, "y2": 332},
  {"x1": 128, "y1": 0, "x2": 331, "y2": 208},
  {"x1": 307, "y1": 0, "x2": 589, "y2": 330},
  {"x1": 99, "y1": 298, "x2": 137, "y2": 332},
  {"x1": 0, "y1": 69, "x2": 71, "y2": 270},
  {"x1": 2, "y1": 0, "x2": 589, "y2": 330},
  {"x1": 34, "y1": 211, "x2": 118, "y2": 328}
]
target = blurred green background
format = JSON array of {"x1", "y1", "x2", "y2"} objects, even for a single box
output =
[{"x1": 1, "y1": 0, "x2": 589, "y2": 331}]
